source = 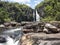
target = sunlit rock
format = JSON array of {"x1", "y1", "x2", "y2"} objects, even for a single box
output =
[
  {"x1": 0, "y1": 24, "x2": 5, "y2": 28},
  {"x1": 45, "y1": 23, "x2": 59, "y2": 33},
  {"x1": 21, "y1": 33, "x2": 60, "y2": 45}
]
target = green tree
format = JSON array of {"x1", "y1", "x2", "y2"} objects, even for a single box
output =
[
  {"x1": 36, "y1": 0, "x2": 60, "y2": 21},
  {"x1": 0, "y1": 1, "x2": 33, "y2": 23}
]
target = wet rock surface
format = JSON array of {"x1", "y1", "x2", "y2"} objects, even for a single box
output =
[
  {"x1": 0, "y1": 21, "x2": 60, "y2": 45},
  {"x1": 0, "y1": 35, "x2": 7, "y2": 43},
  {"x1": 0, "y1": 21, "x2": 60, "y2": 34},
  {"x1": 21, "y1": 33, "x2": 60, "y2": 45},
  {"x1": 22, "y1": 22, "x2": 60, "y2": 33},
  {"x1": 21, "y1": 22, "x2": 60, "y2": 45}
]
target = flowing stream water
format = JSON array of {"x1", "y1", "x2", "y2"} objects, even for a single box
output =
[{"x1": 0, "y1": 27, "x2": 23, "y2": 45}]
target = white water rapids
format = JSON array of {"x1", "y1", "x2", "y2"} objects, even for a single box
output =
[{"x1": 0, "y1": 28, "x2": 23, "y2": 45}]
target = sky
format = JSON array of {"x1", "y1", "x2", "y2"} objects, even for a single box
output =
[{"x1": 2, "y1": 0, "x2": 43, "y2": 9}]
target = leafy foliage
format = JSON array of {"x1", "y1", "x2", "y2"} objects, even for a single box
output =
[
  {"x1": 36, "y1": 0, "x2": 60, "y2": 22},
  {"x1": 0, "y1": 1, "x2": 33, "y2": 23}
]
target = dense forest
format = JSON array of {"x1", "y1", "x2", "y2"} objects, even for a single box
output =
[
  {"x1": 0, "y1": 0, "x2": 60, "y2": 23},
  {"x1": 36, "y1": 0, "x2": 60, "y2": 22},
  {"x1": 0, "y1": 1, "x2": 33, "y2": 23}
]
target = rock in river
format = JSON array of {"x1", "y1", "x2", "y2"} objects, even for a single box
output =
[{"x1": 45, "y1": 23, "x2": 59, "y2": 33}]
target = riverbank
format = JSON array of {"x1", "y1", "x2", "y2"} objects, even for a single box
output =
[
  {"x1": 21, "y1": 33, "x2": 60, "y2": 45},
  {"x1": 0, "y1": 21, "x2": 60, "y2": 45},
  {"x1": 21, "y1": 21, "x2": 60, "y2": 45}
]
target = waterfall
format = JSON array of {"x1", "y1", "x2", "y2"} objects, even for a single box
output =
[
  {"x1": 33, "y1": 10, "x2": 40, "y2": 22},
  {"x1": 0, "y1": 27, "x2": 23, "y2": 45},
  {"x1": 36, "y1": 10, "x2": 40, "y2": 22}
]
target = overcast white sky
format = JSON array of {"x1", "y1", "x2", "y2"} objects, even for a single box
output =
[{"x1": 1, "y1": 0, "x2": 43, "y2": 9}]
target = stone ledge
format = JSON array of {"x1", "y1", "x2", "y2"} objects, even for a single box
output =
[{"x1": 21, "y1": 33, "x2": 60, "y2": 45}]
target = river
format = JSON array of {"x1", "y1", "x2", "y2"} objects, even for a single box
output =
[{"x1": 0, "y1": 27, "x2": 23, "y2": 45}]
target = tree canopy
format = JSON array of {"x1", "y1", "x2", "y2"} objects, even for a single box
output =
[
  {"x1": 35, "y1": 0, "x2": 60, "y2": 22},
  {"x1": 0, "y1": 1, "x2": 33, "y2": 23},
  {"x1": 0, "y1": 0, "x2": 60, "y2": 23}
]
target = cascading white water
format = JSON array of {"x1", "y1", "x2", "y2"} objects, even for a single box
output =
[
  {"x1": 0, "y1": 28, "x2": 23, "y2": 45},
  {"x1": 36, "y1": 10, "x2": 40, "y2": 22},
  {"x1": 33, "y1": 10, "x2": 40, "y2": 22},
  {"x1": 6, "y1": 36, "x2": 20, "y2": 45},
  {"x1": 6, "y1": 36, "x2": 14, "y2": 45}
]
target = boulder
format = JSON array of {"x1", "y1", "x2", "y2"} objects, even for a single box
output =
[
  {"x1": 23, "y1": 24, "x2": 39, "y2": 33},
  {"x1": 0, "y1": 24, "x2": 5, "y2": 28},
  {"x1": 21, "y1": 22, "x2": 33, "y2": 26},
  {"x1": 22, "y1": 29, "x2": 33, "y2": 33},
  {"x1": 0, "y1": 36, "x2": 6, "y2": 43},
  {"x1": 16, "y1": 23, "x2": 21, "y2": 26},
  {"x1": 0, "y1": 24, "x2": 5, "y2": 32},
  {"x1": 4, "y1": 23, "x2": 10, "y2": 27},
  {"x1": 43, "y1": 27, "x2": 49, "y2": 33},
  {"x1": 23, "y1": 22, "x2": 39, "y2": 29},
  {"x1": 45, "y1": 23, "x2": 59, "y2": 33},
  {"x1": 23, "y1": 25, "x2": 33, "y2": 29},
  {"x1": 10, "y1": 21, "x2": 17, "y2": 27},
  {"x1": 50, "y1": 21, "x2": 60, "y2": 28},
  {"x1": 21, "y1": 34, "x2": 34, "y2": 45}
]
